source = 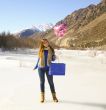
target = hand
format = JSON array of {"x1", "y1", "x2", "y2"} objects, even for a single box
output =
[{"x1": 52, "y1": 55, "x2": 56, "y2": 61}]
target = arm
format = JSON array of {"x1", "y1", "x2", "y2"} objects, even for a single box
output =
[{"x1": 33, "y1": 58, "x2": 39, "y2": 70}]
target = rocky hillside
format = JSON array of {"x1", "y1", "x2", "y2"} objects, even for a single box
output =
[{"x1": 34, "y1": 0, "x2": 106, "y2": 50}]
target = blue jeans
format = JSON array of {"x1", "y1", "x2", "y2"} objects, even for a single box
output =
[{"x1": 38, "y1": 68, "x2": 56, "y2": 93}]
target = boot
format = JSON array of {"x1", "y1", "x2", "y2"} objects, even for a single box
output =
[
  {"x1": 40, "y1": 92, "x2": 45, "y2": 103},
  {"x1": 52, "y1": 93, "x2": 58, "y2": 102}
]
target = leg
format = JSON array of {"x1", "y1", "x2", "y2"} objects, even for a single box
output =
[
  {"x1": 38, "y1": 68, "x2": 45, "y2": 92},
  {"x1": 46, "y1": 70, "x2": 58, "y2": 102},
  {"x1": 46, "y1": 70, "x2": 55, "y2": 93},
  {"x1": 38, "y1": 68, "x2": 45, "y2": 103}
]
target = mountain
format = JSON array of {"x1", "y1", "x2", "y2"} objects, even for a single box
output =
[
  {"x1": 17, "y1": 27, "x2": 40, "y2": 38},
  {"x1": 16, "y1": 23, "x2": 54, "y2": 38},
  {"x1": 34, "y1": 0, "x2": 106, "y2": 50},
  {"x1": 35, "y1": 23, "x2": 54, "y2": 32}
]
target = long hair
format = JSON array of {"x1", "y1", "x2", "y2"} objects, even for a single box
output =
[{"x1": 38, "y1": 39, "x2": 55, "y2": 58}]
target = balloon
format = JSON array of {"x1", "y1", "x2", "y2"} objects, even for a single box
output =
[{"x1": 53, "y1": 23, "x2": 67, "y2": 37}]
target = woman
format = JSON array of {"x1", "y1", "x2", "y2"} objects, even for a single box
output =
[{"x1": 34, "y1": 38, "x2": 58, "y2": 103}]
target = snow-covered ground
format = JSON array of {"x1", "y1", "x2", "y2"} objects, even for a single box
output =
[{"x1": 0, "y1": 49, "x2": 106, "y2": 110}]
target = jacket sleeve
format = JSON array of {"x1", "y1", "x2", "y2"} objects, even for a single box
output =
[{"x1": 33, "y1": 58, "x2": 40, "y2": 70}]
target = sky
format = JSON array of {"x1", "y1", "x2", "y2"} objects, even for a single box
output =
[{"x1": 0, "y1": 0, "x2": 101, "y2": 33}]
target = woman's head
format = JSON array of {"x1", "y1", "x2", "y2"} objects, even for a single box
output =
[
  {"x1": 39, "y1": 38, "x2": 54, "y2": 57},
  {"x1": 41, "y1": 39, "x2": 49, "y2": 47}
]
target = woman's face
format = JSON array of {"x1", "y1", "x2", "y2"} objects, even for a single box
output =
[{"x1": 43, "y1": 40, "x2": 49, "y2": 47}]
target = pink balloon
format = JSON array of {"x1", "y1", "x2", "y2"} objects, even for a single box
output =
[{"x1": 54, "y1": 23, "x2": 67, "y2": 37}]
